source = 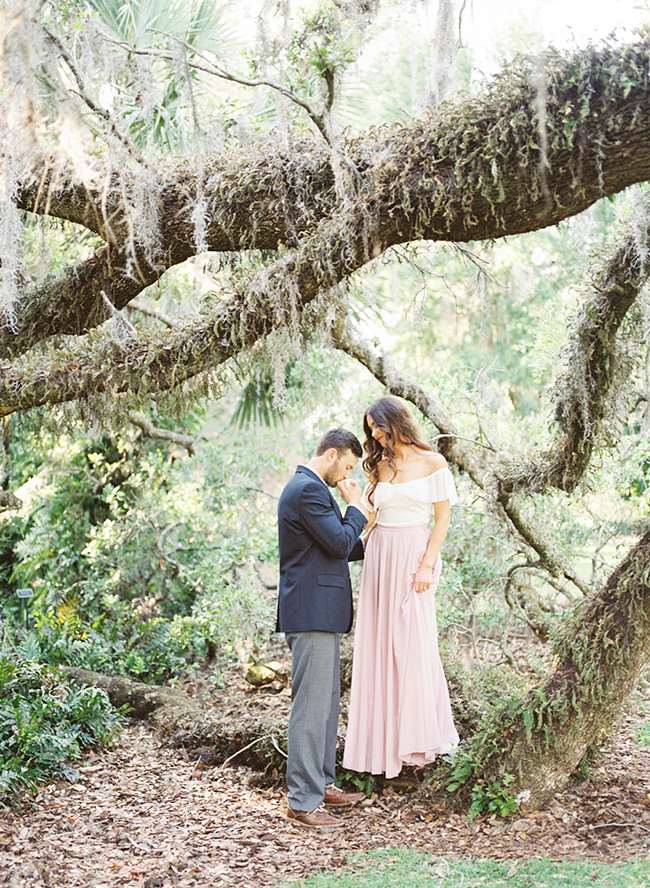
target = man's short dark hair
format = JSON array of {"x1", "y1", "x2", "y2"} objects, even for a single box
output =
[{"x1": 315, "y1": 428, "x2": 362, "y2": 458}]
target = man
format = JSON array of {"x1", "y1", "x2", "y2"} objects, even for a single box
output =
[{"x1": 277, "y1": 428, "x2": 369, "y2": 829}]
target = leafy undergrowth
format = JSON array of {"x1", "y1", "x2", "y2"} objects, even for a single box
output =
[
  {"x1": 0, "y1": 657, "x2": 122, "y2": 805},
  {"x1": 294, "y1": 849, "x2": 650, "y2": 888}
]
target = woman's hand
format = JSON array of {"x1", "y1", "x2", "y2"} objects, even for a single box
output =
[{"x1": 413, "y1": 564, "x2": 435, "y2": 593}]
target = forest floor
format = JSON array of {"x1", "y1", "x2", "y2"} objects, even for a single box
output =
[{"x1": 2, "y1": 666, "x2": 650, "y2": 888}]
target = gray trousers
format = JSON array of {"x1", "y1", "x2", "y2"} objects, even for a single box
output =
[{"x1": 285, "y1": 631, "x2": 340, "y2": 812}]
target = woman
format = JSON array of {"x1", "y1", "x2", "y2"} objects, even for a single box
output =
[{"x1": 343, "y1": 395, "x2": 459, "y2": 779}]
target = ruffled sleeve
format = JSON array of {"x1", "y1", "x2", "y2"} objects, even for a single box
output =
[
  {"x1": 429, "y1": 467, "x2": 459, "y2": 505},
  {"x1": 360, "y1": 481, "x2": 376, "y2": 513}
]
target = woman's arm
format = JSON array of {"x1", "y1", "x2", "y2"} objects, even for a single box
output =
[
  {"x1": 360, "y1": 481, "x2": 377, "y2": 541},
  {"x1": 361, "y1": 511, "x2": 377, "y2": 551},
  {"x1": 363, "y1": 510, "x2": 377, "y2": 535},
  {"x1": 413, "y1": 500, "x2": 451, "y2": 593}
]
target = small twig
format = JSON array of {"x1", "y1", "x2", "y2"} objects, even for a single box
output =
[
  {"x1": 269, "y1": 735, "x2": 288, "y2": 759},
  {"x1": 219, "y1": 735, "x2": 270, "y2": 769},
  {"x1": 242, "y1": 485, "x2": 279, "y2": 500},
  {"x1": 458, "y1": 0, "x2": 469, "y2": 48},
  {"x1": 127, "y1": 301, "x2": 175, "y2": 329},
  {"x1": 591, "y1": 822, "x2": 650, "y2": 834},
  {"x1": 101, "y1": 291, "x2": 139, "y2": 338},
  {"x1": 105, "y1": 31, "x2": 332, "y2": 146},
  {"x1": 590, "y1": 527, "x2": 620, "y2": 585},
  {"x1": 451, "y1": 242, "x2": 495, "y2": 281},
  {"x1": 43, "y1": 28, "x2": 150, "y2": 171},
  {"x1": 151, "y1": 27, "x2": 333, "y2": 144},
  {"x1": 434, "y1": 432, "x2": 496, "y2": 453}
]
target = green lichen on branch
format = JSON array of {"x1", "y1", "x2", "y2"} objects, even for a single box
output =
[{"x1": 6, "y1": 32, "x2": 650, "y2": 362}]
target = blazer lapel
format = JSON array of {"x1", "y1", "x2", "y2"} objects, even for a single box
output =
[{"x1": 329, "y1": 491, "x2": 342, "y2": 518}]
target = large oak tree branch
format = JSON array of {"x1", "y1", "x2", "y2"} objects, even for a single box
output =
[
  {"x1": 15, "y1": 169, "x2": 123, "y2": 240},
  {"x1": 7, "y1": 35, "x2": 650, "y2": 359},
  {"x1": 7, "y1": 244, "x2": 163, "y2": 359},
  {"x1": 0, "y1": 206, "x2": 380, "y2": 415},
  {"x1": 7, "y1": 146, "x2": 326, "y2": 360}
]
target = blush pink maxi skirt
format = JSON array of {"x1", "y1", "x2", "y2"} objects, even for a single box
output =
[{"x1": 343, "y1": 523, "x2": 459, "y2": 778}]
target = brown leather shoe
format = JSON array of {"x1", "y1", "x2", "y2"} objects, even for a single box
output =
[
  {"x1": 286, "y1": 804, "x2": 342, "y2": 830},
  {"x1": 323, "y1": 784, "x2": 366, "y2": 807}
]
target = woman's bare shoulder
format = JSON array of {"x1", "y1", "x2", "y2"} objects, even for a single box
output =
[{"x1": 421, "y1": 450, "x2": 448, "y2": 472}]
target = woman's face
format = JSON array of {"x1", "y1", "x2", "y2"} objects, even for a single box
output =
[{"x1": 366, "y1": 414, "x2": 388, "y2": 448}]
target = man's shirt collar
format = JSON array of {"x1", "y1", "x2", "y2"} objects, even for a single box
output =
[{"x1": 297, "y1": 463, "x2": 326, "y2": 486}]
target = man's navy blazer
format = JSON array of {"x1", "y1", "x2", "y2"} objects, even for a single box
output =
[{"x1": 276, "y1": 465, "x2": 367, "y2": 634}]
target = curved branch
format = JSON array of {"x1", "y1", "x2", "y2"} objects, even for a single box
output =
[
  {"x1": 128, "y1": 411, "x2": 196, "y2": 454},
  {"x1": 133, "y1": 29, "x2": 333, "y2": 146},
  {"x1": 498, "y1": 193, "x2": 650, "y2": 495},
  {"x1": 331, "y1": 325, "x2": 486, "y2": 481},
  {"x1": 127, "y1": 301, "x2": 175, "y2": 329}
]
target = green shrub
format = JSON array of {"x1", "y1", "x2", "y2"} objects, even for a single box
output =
[
  {"x1": 0, "y1": 657, "x2": 122, "y2": 804},
  {"x1": 2, "y1": 424, "x2": 277, "y2": 684}
]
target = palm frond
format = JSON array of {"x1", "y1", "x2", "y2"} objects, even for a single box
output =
[{"x1": 230, "y1": 360, "x2": 302, "y2": 430}]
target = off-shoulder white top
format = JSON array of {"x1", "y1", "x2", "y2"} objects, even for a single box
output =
[{"x1": 360, "y1": 467, "x2": 459, "y2": 527}]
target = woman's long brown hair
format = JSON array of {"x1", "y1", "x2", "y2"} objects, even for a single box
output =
[{"x1": 362, "y1": 395, "x2": 433, "y2": 502}]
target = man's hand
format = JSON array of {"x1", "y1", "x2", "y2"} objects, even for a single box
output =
[{"x1": 337, "y1": 478, "x2": 362, "y2": 506}]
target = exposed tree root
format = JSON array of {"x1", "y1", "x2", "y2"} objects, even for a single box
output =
[{"x1": 60, "y1": 666, "x2": 289, "y2": 772}]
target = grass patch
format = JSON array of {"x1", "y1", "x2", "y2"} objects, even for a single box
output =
[
  {"x1": 289, "y1": 849, "x2": 650, "y2": 888},
  {"x1": 635, "y1": 720, "x2": 650, "y2": 748}
]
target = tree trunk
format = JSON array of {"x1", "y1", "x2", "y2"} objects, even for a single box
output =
[{"x1": 467, "y1": 530, "x2": 650, "y2": 809}]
